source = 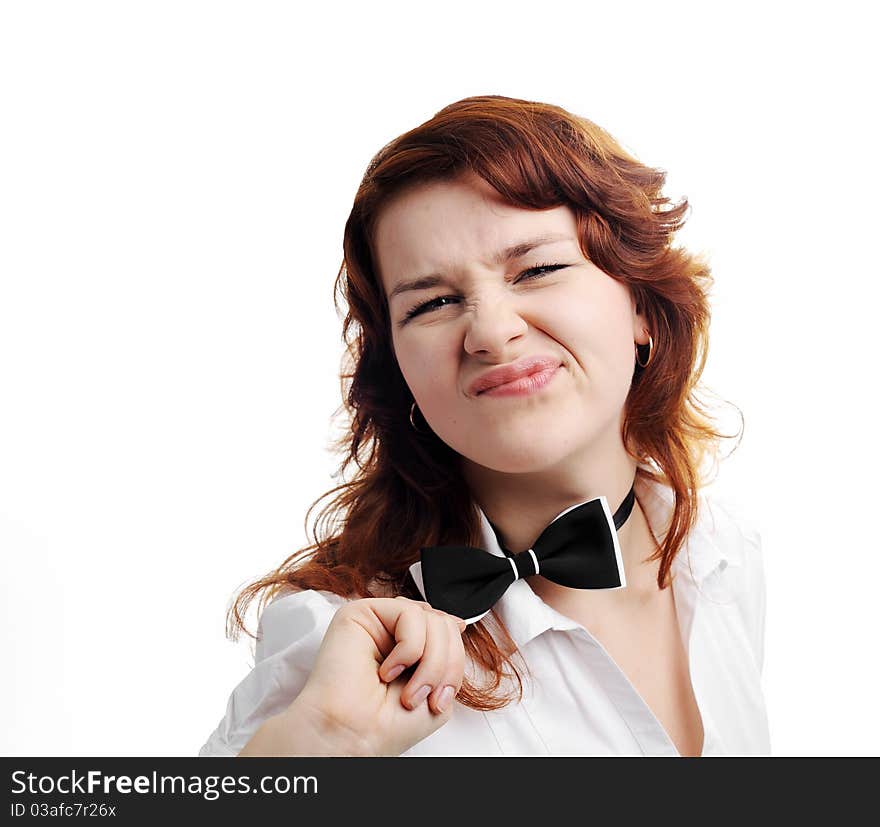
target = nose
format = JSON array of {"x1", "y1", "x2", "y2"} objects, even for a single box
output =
[{"x1": 462, "y1": 293, "x2": 529, "y2": 357}]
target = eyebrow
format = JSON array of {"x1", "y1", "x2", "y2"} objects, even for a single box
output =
[{"x1": 387, "y1": 233, "x2": 576, "y2": 301}]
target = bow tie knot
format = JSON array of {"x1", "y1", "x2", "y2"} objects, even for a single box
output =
[{"x1": 507, "y1": 548, "x2": 540, "y2": 580}]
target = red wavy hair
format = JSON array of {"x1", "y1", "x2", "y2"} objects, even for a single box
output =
[{"x1": 227, "y1": 94, "x2": 741, "y2": 710}]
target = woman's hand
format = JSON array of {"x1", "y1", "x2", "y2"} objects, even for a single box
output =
[{"x1": 265, "y1": 596, "x2": 468, "y2": 757}]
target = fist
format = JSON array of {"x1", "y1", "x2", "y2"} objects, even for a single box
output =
[{"x1": 284, "y1": 595, "x2": 469, "y2": 756}]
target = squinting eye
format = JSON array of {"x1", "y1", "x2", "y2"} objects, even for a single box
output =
[
  {"x1": 400, "y1": 262, "x2": 569, "y2": 324},
  {"x1": 519, "y1": 263, "x2": 567, "y2": 281}
]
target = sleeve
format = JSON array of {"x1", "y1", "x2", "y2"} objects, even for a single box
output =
[
  {"x1": 740, "y1": 529, "x2": 767, "y2": 677},
  {"x1": 711, "y1": 496, "x2": 767, "y2": 677},
  {"x1": 198, "y1": 588, "x2": 348, "y2": 757}
]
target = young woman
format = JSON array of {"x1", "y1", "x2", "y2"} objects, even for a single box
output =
[{"x1": 199, "y1": 95, "x2": 770, "y2": 758}]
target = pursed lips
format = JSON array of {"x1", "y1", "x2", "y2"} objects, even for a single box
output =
[{"x1": 468, "y1": 355, "x2": 562, "y2": 395}]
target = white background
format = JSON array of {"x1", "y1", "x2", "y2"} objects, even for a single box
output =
[{"x1": 1, "y1": 1, "x2": 876, "y2": 756}]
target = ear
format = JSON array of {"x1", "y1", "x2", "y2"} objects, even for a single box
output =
[{"x1": 630, "y1": 292, "x2": 651, "y2": 346}]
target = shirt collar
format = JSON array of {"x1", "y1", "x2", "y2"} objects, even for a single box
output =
[{"x1": 409, "y1": 463, "x2": 742, "y2": 651}]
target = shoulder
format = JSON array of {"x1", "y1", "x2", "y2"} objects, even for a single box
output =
[
  {"x1": 256, "y1": 587, "x2": 352, "y2": 663},
  {"x1": 638, "y1": 470, "x2": 764, "y2": 579},
  {"x1": 258, "y1": 578, "x2": 400, "y2": 655},
  {"x1": 697, "y1": 489, "x2": 765, "y2": 579},
  {"x1": 699, "y1": 489, "x2": 761, "y2": 544}
]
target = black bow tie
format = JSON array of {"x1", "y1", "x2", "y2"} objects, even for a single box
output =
[{"x1": 418, "y1": 481, "x2": 636, "y2": 621}]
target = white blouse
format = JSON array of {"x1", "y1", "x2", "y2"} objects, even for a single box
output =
[{"x1": 199, "y1": 473, "x2": 771, "y2": 757}]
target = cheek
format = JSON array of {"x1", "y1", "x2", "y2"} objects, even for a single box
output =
[
  {"x1": 544, "y1": 296, "x2": 633, "y2": 380},
  {"x1": 394, "y1": 333, "x2": 458, "y2": 400},
  {"x1": 545, "y1": 299, "x2": 617, "y2": 355}
]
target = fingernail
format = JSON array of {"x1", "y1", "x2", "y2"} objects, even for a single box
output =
[
  {"x1": 437, "y1": 685, "x2": 455, "y2": 712},
  {"x1": 410, "y1": 685, "x2": 431, "y2": 708},
  {"x1": 385, "y1": 664, "x2": 404, "y2": 681}
]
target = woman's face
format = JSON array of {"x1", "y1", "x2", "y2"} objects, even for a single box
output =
[{"x1": 373, "y1": 171, "x2": 650, "y2": 475}]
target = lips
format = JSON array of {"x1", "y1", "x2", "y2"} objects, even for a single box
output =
[{"x1": 469, "y1": 355, "x2": 562, "y2": 395}]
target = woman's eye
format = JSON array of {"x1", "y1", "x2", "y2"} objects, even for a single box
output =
[
  {"x1": 519, "y1": 263, "x2": 567, "y2": 281},
  {"x1": 403, "y1": 295, "x2": 457, "y2": 320},
  {"x1": 401, "y1": 263, "x2": 568, "y2": 323}
]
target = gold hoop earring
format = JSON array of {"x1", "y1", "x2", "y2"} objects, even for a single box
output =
[
  {"x1": 409, "y1": 401, "x2": 429, "y2": 434},
  {"x1": 635, "y1": 332, "x2": 654, "y2": 368}
]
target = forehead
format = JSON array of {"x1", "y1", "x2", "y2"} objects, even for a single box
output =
[{"x1": 372, "y1": 173, "x2": 579, "y2": 291}]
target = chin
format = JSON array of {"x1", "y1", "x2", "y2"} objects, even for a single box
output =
[{"x1": 460, "y1": 438, "x2": 578, "y2": 476}]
